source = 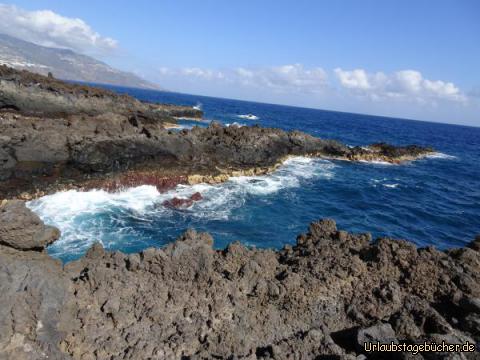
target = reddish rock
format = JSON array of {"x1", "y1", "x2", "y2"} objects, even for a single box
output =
[
  {"x1": 190, "y1": 192, "x2": 203, "y2": 201},
  {"x1": 163, "y1": 192, "x2": 203, "y2": 208},
  {"x1": 84, "y1": 173, "x2": 188, "y2": 193},
  {"x1": 163, "y1": 197, "x2": 193, "y2": 208}
]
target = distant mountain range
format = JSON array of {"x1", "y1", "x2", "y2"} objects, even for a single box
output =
[{"x1": 0, "y1": 33, "x2": 159, "y2": 89}]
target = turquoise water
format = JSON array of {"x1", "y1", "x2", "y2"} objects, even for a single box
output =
[{"x1": 28, "y1": 87, "x2": 480, "y2": 262}]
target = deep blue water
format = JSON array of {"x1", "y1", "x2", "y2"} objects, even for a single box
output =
[{"x1": 28, "y1": 87, "x2": 480, "y2": 262}]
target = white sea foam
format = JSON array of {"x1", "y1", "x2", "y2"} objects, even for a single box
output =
[
  {"x1": 237, "y1": 114, "x2": 259, "y2": 120},
  {"x1": 358, "y1": 159, "x2": 395, "y2": 166},
  {"x1": 425, "y1": 152, "x2": 457, "y2": 160},
  {"x1": 193, "y1": 102, "x2": 202, "y2": 110},
  {"x1": 383, "y1": 183, "x2": 399, "y2": 189},
  {"x1": 27, "y1": 157, "x2": 336, "y2": 255},
  {"x1": 27, "y1": 185, "x2": 161, "y2": 255},
  {"x1": 370, "y1": 178, "x2": 400, "y2": 189}
]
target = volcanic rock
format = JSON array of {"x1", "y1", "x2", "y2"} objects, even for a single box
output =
[
  {"x1": 0, "y1": 203, "x2": 478, "y2": 359},
  {"x1": 0, "y1": 200, "x2": 60, "y2": 251},
  {"x1": 0, "y1": 67, "x2": 434, "y2": 199},
  {"x1": 163, "y1": 192, "x2": 203, "y2": 208},
  {"x1": 0, "y1": 68, "x2": 464, "y2": 359}
]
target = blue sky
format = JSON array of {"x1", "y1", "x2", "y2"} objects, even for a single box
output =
[{"x1": 1, "y1": 1, "x2": 479, "y2": 125}]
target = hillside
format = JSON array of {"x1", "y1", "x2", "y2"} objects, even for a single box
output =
[{"x1": 0, "y1": 33, "x2": 159, "y2": 89}]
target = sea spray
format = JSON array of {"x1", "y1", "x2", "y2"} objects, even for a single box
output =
[{"x1": 27, "y1": 157, "x2": 336, "y2": 261}]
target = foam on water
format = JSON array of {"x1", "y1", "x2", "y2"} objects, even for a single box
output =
[
  {"x1": 370, "y1": 178, "x2": 401, "y2": 189},
  {"x1": 358, "y1": 159, "x2": 395, "y2": 166},
  {"x1": 237, "y1": 114, "x2": 259, "y2": 120},
  {"x1": 27, "y1": 157, "x2": 335, "y2": 260},
  {"x1": 80, "y1": 87, "x2": 480, "y2": 253},
  {"x1": 426, "y1": 152, "x2": 457, "y2": 160},
  {"x1": 383, "y1": 183, "x2": 399, "y2": 189}
]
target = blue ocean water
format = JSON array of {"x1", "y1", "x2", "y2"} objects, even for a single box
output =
[{"x1": 28, "y1": 87, "x2": 480, "y2": 262}]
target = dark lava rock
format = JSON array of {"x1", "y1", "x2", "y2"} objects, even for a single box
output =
[
  {"x1": 0, "y1": 67, "x2": 434, "y2": 198},
  {"x1": 0, "y1": 205, "x2": 478, "y2": 359},
  {"x1": 0, "y1": 68, "x2": 456, "y2": 359},
  {"x1": 0, "y1": 65, "x2": 202, "y2": 120},
  {"x1": 357, "y1": 323, "x2": 398, "y2": 345},
  {"x1": 368, "y1": 142, "x2": 435, "y2": 158},
  {"x1": 0, "y1": 200, "x2": 60, "y2": 251}
]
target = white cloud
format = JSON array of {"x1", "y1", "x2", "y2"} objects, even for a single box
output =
[
  {"x1": 163, "y1": 64, "x2": 465, "y2": 104},
  {"x1": 154, "y1": 63, "x2": 475, "y2": 124},
  {"x1": 181, "y1": 67, "x2": 225, "y2": 80},
  {"x1": 394, "y1": 70, "x2": 423, "y2": 93},
  {"x1": 158, "y1": 64, "x2": 328, "y2": 94},
  {"x1": 235, "y1": 64, "x2": 327, "y2": 93},
  {"x1": 334, "y1": 68, "x2": 466, "y2": 103},
  {"x1": 0, "y1": 4, "x2": 117, "y2": 54},
  {"x1": 334, "y1": 68, "x2": 371, "y2": 90}
]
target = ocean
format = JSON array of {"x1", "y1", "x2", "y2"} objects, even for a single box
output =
[{"x1": 27, "y1": 87, "x2": 480, "y2": 262}]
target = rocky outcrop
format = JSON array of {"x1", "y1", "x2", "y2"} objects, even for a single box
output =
[
  {"x1": 0, "y1": 67, "x2": 434, "y2": 199},
  {"x1": 0, "y1": 200, "x2": 67, "y2": 359},
  {"x1": 348, "y1": 143, "x2": 435, "y2": 163},
  {"x1": 0, "y1": 114, "x2": 434, "y2": 199},
  {"x1": 0, "y1": 65, "x2": 201, "y2": 120},
  {"x1": 0, "y1": 200, "x2": 60, "y2": 250},
  {"x1": 0, "y1": 203, "x2": 478, "y2": 359},
  {"x1": 1, "y1": 68, "x2": 460, "y2": 358}
]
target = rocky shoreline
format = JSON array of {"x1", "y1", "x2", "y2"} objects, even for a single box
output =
[
  {"x1": 0, "y1": 68, "x2": 477, "y2": 359},
  {"x1": 1, "y1": 66, "x2": 434, "y2": 199},
  {"x1": 0, "y1": 201, "x2": 479, "y2": 359}
]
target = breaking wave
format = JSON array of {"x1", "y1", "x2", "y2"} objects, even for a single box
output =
[{"x1": 27, "y1": 157, "x2": 335, "y2": 260}]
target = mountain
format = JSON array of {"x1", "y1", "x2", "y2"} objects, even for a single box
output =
[{"x1": 0, "y1": 33, "x2": 159, "y2": 89}]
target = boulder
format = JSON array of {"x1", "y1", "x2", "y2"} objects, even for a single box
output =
[
  {"x1": 356, "y1": 323, "x2": 398, "y2": 350},
  {"x1": 0, "y1": 200, "x2": 60, "y2": 251}
]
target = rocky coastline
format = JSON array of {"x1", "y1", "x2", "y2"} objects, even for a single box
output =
[
  {"x1": 1, "y1": 66, "x2": 433, "y2": 199},
  {"x1": 0, "y1": 68, "x2": 478, "y2": 359},
  {"x1": 0, "y1": 201, "x2": 479, "y2": 359}
]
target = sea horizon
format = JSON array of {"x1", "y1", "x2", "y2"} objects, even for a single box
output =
[{"x1": 89, "y1": 81, "x2": 479, "y2": 129}]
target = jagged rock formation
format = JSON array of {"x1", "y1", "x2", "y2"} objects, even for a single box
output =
[
  {"x1": 0, "y1": 67, "x2": 433, "y2": 199},
  {"x1": 0, "y1": 200, "x2": 59, "y2": 250},
  {"x1": 1, "y1": 68, "x2": 467, "y2": 359},
  {"x1": 0, "y1": 201, "x2": 478, "y2": 359},
  {"x1": 0, "y1": 65, "x2": 199, "y2": 118}
]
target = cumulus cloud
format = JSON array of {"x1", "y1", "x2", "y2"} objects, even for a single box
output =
[
  {"x1": 235, "y1": 64, "x2": 327, "y2": 93},
  {"x1": 334, "y1": 68, "x2": 466, "y2": 103},
  {"x1": 158, "y1": 64, "x2": 328, "y2": 94},
  {"x1": 0, "y1": 4, "x2": 117, "y2": 54},
  {"x1": 334, "y1": 68, "x2": 371, "y2": 90},
  {"x1": 161, "y1": 64, "x2": 466, "y2": 105}
]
